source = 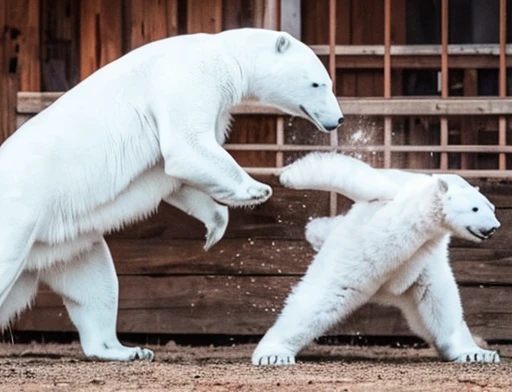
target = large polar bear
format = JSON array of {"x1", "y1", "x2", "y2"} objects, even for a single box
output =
[
  {"x1": 0, "y1": 29, "x2": 343, "y2": 361},
  {"x1": 252, "y1": 153, "x2": 501, "y2": 365}
]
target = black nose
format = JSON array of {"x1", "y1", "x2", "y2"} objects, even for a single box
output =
[
  {"x1": 480, "y1": 227, "x2": 498, "y2": 237},
  {"x1": 338, "y1": 117, "x2": 344, "y2": 125}
]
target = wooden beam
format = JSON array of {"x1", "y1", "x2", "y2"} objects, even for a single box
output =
[
  {"x1": 311, "y1": 44, "x2": 512, "y2": 56},
  {"x1": 263, "y1": 0, "x2": 280, "y2": 30},
  {"x1": 17, "y1": 92, "x2": 512, "y2": 116},
  {"x1": 499, "y1": 0, "x2": 507, "y2": 170}
]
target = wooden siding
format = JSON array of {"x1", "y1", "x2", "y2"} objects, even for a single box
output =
[{"x1": 2, "y1": 0, "x2": 512, "y2": 342}]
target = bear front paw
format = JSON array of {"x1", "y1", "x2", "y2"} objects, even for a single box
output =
[
  {"x1": 451, "y1": 349, "x2": 500, "y2": 363},
  {"x1": 252, "y1": 354, "x2": 296, "y2": 366}
]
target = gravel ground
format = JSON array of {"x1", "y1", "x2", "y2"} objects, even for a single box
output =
[{"x1": 0, "y1": 341, "x2": 511, "y2": 391}]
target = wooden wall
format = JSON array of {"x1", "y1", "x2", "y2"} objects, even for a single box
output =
[
  {"x1": 14, "y1": 175, "x2": 512, "y2": 340},
  {"x1": 2, "y1": 0, "x2": 512, "y2": 341}
]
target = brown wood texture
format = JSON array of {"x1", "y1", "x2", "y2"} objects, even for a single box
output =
[
  {"x1": 17, "y1": 93, "x2": 512, "y2": 117},
  {"x1": 14, "y1": 279, "x2": 512, "y2": 340},
  {"x1": 186, "y1": 0, "x2": 223, "y2": 33},
  {"x1": 126, "y1": 0, "x2": 178, "y2": 51},
  {"x1": 41, "y1": 0, "x2": 80, "y2": 91},
  {"x1": 80, "y1": 0, "x2": 123, "y2": 80}
]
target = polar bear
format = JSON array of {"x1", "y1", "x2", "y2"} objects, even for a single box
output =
[
  {"x1": 252, "y1": 153, "x2": 501, "y2": 365},
  {"x1": 0, "y1": 29, "x2": 343, "y2": 361}
]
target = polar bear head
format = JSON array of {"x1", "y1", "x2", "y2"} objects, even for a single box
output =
[
  {"x1": 238, "y1": 29, "x2": 343, "y2": 132},
  {"x1": 436, "y1": 175, "x2": 501, "y2": 243}
]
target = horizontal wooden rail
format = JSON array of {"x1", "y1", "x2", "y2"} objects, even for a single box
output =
[
  {"x1": 17, "y1": 92, "x2": 512, "y2": 116},
  {"x1": 244, "y1": 167, "x2": 512, "y2": 178},
  {"x1": 312, "y1": 44, "x2": 512, "y2": 69},
  {"x1": 311, "y1": 44, "x2": 512, "y2": 56},
  {"x1": 225, "y1": 144, "x2": 512, "y2": 153}
]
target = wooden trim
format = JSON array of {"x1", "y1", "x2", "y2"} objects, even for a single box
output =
[
  {"x1": 17, "y1": 93, "x2": 512, "y2": 116},
  {"x1": 312, "y1": 44, "x2": 512, "y2": 56}
]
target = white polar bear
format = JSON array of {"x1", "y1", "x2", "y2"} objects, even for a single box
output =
[
  {"x1": 0, "y1": 29, "x2": 343, "y2": 361},
  {"x1": 252, "y1": 153, "x2": 501, "y2": 365}
]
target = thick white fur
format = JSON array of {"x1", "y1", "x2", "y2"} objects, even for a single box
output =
[
  {"x1": 0, "y1": 29, "x2": 342, "y2": 361},
  {"x1": 253, "y1": 153, "x2": 501, "y2": 365}
]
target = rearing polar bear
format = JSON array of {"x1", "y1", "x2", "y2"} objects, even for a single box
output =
[
  {"x1": 0, "y1": 29, "x2": 342, "y2": 361},
  {"x1": 253, "y1": 153, "x2": 501, "y2": 365}
]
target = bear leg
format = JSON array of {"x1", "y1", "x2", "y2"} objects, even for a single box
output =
[
  {"x1": 163, "y1": 184, "x2": 228, "y2": 250},
  {"x1": 252, "y1": 268, "x2": 374, "y2": 366},
  {"x1": 161, "y1": 131, "x2": 272, "y2": 207},
  {"x1": 40, "y1": 238, "x2": 154, "y2": 361},
  {"x1": 396, "y1": 252, "x2": 499, "y2": 363}
]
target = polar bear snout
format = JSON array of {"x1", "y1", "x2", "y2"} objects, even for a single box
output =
[{"x1": 479, "y1": 223, "x2": 500, "y2": 239}]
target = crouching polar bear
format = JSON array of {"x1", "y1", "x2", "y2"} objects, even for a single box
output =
[
  {"x1": 252, "y1": 153, "x2": 501, "y2": 365},
  {"x1": 0, "y1": 29, "x2": 343, "y2": 361}
]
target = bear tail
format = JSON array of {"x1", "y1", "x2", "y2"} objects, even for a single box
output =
[{"x1": 279, "y1": 152, "x2": 399, "y2": 202}]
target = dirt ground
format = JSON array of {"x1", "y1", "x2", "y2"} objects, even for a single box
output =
[{"x1": 0, "y1": 341, "x2": 511, "y2": 392}]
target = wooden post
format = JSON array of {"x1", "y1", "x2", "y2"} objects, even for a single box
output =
[
  {"x1": 281, "y1": 0, "x2": 301, "y2": 39},
  {"x1": 440, "y1": 0, "x2": 449, "y2": 170},
  {"x1": 263, "y1": 0, "x2": 281, "y2": 30},
  {"x1": 499, "y1": 0, "x2": 507, "y2": 170},
  {"x1": 329, "y1": 0, "x2": 338, "y2": 216},
  {"x1": 383, "y1": 0, "x2": 392, "y2": 168}
]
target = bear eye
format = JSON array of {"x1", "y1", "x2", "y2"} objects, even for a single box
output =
[
  {"x1": 472, "y1": 207, "x2": 479, "y2": 212},
  {"x1": 312, "y1": 83, "x2": 319, "y2": 88}
]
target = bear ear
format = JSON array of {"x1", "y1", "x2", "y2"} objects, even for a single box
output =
[
  {"x1": 437, "y1": 178, "x2": 449, "y2": 194},
  {"x1": 276, "y1": 35, "x2": 291, "y2": 53},
  {"x1": 474, "y1": 185, "x2": 480, "y2": 191}
]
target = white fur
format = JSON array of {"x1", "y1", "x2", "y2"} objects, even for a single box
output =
[
  {"x1": 0, "y1": 29, "x2": 342, "y2": 361},
  {"x1": 253, "y1": 153, "x2": 501, "y2": 365}
]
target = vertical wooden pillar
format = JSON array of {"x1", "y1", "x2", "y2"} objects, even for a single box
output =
[
  {"x1": 499, "y1": 0, "x2": 507, "y2": 170},
  {"x1": 440, "y1": 0, "x2": 449, "y2": 170},
  {"x1": 328, "y1": 0, "x2": 337, "y2": 216},
  {"x1": 383, "y1": 0, "x2": 392, "y2": 169}
]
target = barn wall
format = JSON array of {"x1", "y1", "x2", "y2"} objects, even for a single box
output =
[{"x1": 2, "y1": 0, "x2": 512, "y2": 341}]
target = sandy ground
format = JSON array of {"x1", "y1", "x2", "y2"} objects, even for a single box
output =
[{"x1": 0, "y1": 341, "x2": 511, "y2": 392}]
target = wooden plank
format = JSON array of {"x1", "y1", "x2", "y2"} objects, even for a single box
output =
[
  {"x1": 311, "y1": 44, "x2": 512, "y2": 56},
  {"x1": 127, "y1": 0, "x2": 178, "y2": 51},
  {"x1": 80, "y1": 0, "x2": 123, "y2": 80},
  {"x1": 14, "y1": 279, "x2": 512, "y2": 339},
  {"x1": 1, "y1": 0, "x2": 21, "y2": 143},
  {"x1": 16, "y1": 93, "x2": 512, "y2": 118},
  {"x1": 105, "y1": 238, "x2": 512, "y2": 285},
  {"x1": 186, "y1": 0, "x2": 223, "y2": 33},
  {"x1": 79, "y1": 0, "x2": 99, "y2": 80},
  {"x1": 107, "y1": 182, "x2": 331, "y2": 241},
  {"x1": 262, "y1": 0, "x2": 280, "y2": 30},
  {"x1": 17, "y1": 0, "x2": 40, "y2": 91}
]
